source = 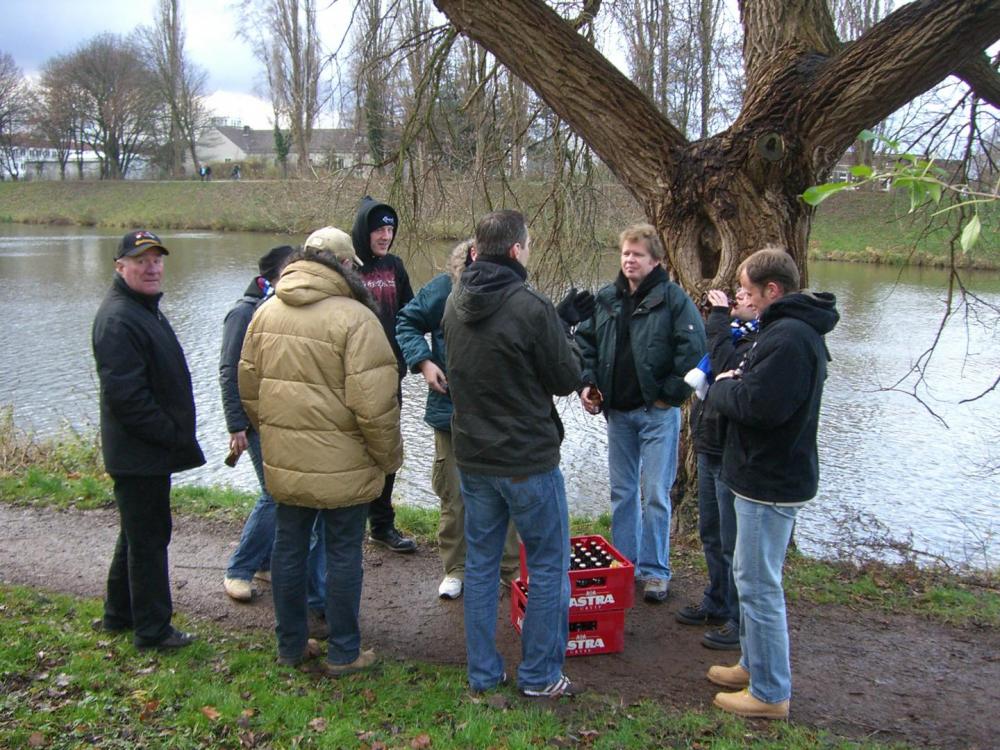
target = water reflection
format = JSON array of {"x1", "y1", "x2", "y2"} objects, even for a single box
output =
[{"x1": 1, "y1": 224, "x2": 997, "y2": 569}]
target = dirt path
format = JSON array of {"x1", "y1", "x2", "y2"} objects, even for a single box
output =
[{"x1": 1, "y1": 504, "x2": 995, "y2": 749}]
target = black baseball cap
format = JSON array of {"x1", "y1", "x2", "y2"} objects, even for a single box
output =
[{"x1": 116, "y1": 230, "x2": 169, "y2": 260}]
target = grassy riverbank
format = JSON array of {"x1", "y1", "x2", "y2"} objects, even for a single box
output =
[{"x1": 0, "y1": 179, "x2": 996, "y2": 268}]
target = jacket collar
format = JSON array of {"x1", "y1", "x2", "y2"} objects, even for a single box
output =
[{"x1": 113, "y1": 273, "x2": 162, "y2": 314}]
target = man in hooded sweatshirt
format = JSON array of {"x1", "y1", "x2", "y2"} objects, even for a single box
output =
[
  {"x1": 443, "y1": 209, "x2": 595, "y2": 699},
  {"x1": 239, "y1": 231, "x2": 403, "y2": 675},
  {"x1": 350, "y1": 195, "x2": 416, "y2": 553},
  {"x1": 704, "y1": 245, "x2": 839, "y2": 720}
]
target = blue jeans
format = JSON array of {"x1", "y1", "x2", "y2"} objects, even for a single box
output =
[
  {"x1": 607, "y1": 405, "x2": 681, "y2": 581},
  {"x1": 271, "y1": 502, "x2": 369, "y2": 665},
  {"x1": 460, "y1": 467, "x2": 570, "y2": 692},
  {"x1": 734, "y1": 496, "x2": 800, "y2": 704},
  {"x1": 697, "y1": 453, "x2": 739, "y2": 622},
  {"x1": 226, "y1": 429, "x2": 326, "y2": 611}
]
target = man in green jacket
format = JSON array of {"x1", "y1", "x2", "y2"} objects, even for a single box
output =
[{"x1": 576, "y1": 223, "x2": 706, "y2": 603}]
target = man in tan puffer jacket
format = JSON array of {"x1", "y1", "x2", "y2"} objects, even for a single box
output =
[{"x1": 239, "y1": 231, "x2": 403, "y2": 675}]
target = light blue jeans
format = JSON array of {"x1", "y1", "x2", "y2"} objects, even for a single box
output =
[
  {"x1": 734, "y1": 496, "x2": 800, "y2": 704},
  {"x1": 607, "y1": 405, "x2": 681, "y2": 581},
  {"x1": 226, "y1": 429, "x2": 326, "y2": 612},
  {"x1": 460, "y1": 467, "x2": 570, "y2": 692},
  {"x1": 272, "y1": 502, "x2": 368, "y2": 665}
]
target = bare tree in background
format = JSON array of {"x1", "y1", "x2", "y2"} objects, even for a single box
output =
[
  {"x1": 44, "y1": 35, "x2": 160, "y2": 179},
  {"x1": 0, "y1": 52, "x2": 34, "y2": 180},
  {"x1": 353, "y1": 0, "x2": 396, "y2": 170},
  {"x1": 239, "y1": 0, "x2": 327, "y2": 175},
  {"x1": 142, "y1": 0, "x2": 209, "y2": 177}
]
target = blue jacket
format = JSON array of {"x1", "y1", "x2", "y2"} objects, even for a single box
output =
[
  {"x1": 576, "y1": 272, "x2": 706, "y2": 408},
  {"x1": 396, "y1": 273, "x2": 453, "y2": 432}
]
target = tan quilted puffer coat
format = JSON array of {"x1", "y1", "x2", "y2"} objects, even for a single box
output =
[{"x1": 239, "y1": 259, "x2": 403, "y2": 508}]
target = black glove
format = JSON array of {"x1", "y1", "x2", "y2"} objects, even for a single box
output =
[{"x1": 556, "y1": 287, "x2": 596, "y2": 328}]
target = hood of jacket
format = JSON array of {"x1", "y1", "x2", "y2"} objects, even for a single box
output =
[
  {"x1": 276, "y1": 258, "x2": 366, "y2": 308},
  {"x1": 351, "y1": 196, "x2": 399, "y2": 266},
  {"x1": 450, "y1": 260, "x2": 525, "y2": 325},
  {"x1": 762, "y1": 291, "x2": 839, "y2": 336}
]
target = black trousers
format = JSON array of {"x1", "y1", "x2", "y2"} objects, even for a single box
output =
[
  {"x1": 103, "y1": 474, "x2": 174, "y2": 646},
  {"x1": 368, "y1": 378, "x2": 403, "y2": 534}
]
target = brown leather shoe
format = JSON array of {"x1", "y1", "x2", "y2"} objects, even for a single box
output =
[
  {"x1": 318, "y1": 649, "x2": 378, "y2": 677},
  {"x1": 713, "y1": 688, "x2": 789, "y2": 719},
  {"x1": 707, "y1": 663, "x2": 750, "y2": 689}
]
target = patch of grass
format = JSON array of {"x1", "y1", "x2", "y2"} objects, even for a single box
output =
[
  {"x1": 0, "y1": 584, "x2": 903, "y2": 749},
  {"x1": 784, "y1": 551, "x2": 1000, "y2": 628}
]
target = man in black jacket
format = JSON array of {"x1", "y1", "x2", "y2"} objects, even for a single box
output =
[
  {"x1": 92, "y1": 230, "x2": 205, "y2": 650},
  {"x1": 704, "y1": 246, "x2": 839, "y2": 719},
  {"x1": 676, "y1": 287, "x2": 757, "y2": 649},
  {"x1": 351, "y1": 196, "x2": 416, "y2": 553},
  {"x1": 443, "y1": 210, "x2": 594, "y2": 699}
]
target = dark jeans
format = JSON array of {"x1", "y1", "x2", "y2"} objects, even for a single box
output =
[
  {"x1": 697, "y1": 453, "x2": 739, "y2": 623},
  {"x1": 272, "y1": 502, "x2": 369, "y2": 665},
  {"x1": 103, "y1": 474, "x2": 175, "y2": 646}
]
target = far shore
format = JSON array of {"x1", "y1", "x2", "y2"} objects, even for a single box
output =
[{"x1": 1, "y1": 179, "x2": 997, "y2": 269}]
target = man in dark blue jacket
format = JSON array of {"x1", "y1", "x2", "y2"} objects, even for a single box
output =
[
  {"x1": 705, "y1": 246, "x2": 839, "y2": 720},
  {"x1": 92, "y1": 229, "x2": 205, "y2": 651},
  {"x1": 576, "y1": 223, "x2": 705, "y2": 603}
]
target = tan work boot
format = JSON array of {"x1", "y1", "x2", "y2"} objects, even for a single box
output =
[
  {"x1": 707, "y1": 663, "x2": 750, "y2": 689},
  {"x1": 713, "y1": 688, "x2": 789, "y2": 719},
  {"x1": 223, "y1": 577, "x2": 254, "y2": 602},
  {"x1": 319, "y1": 649, "x2": 378, "y2": 677}
]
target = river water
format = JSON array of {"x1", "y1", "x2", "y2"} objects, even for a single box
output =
[{"x1": 1, "y1": 224, "x2": 997, "y2": 569}]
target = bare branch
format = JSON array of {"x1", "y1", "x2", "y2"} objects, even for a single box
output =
[{"x1": 954, "y1": 52, "x2": 1000, "y2": 109}]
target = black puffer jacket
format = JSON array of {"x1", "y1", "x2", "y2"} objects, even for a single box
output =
[
  {"x1": 92, "y1": 274, "x2": 205, "y2": 476},
  {"x1": 707, "y1": 292, "x2": 839, "y2": 504},
  {"x1": 690, "y1": 307, "x2": 757, "y2": 456},
  {"x1": 443, "y1": 259, "x2": 583, "y2": 477}
]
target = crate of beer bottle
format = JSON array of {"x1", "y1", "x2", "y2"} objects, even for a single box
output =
[
  {"x1": 510, "y1": 578, "x2": 625, "y2": 657},
  {"x1": 518, "y1": 534, "x2": 635, "y2": 613}
]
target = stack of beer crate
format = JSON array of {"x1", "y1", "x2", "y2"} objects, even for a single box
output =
[{"x1": 510, "y1": 534, "x2": 634, "y2": 656}]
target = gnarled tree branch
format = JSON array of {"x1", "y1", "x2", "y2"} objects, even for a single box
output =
[{"x1": 954, "y1": 52, "x2": 1000, "y2": 108}]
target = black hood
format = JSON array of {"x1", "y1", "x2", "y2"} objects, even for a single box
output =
[
  {"x1": 351, "y1": 195, "x2": 399, "y2": 266},
  {"x1": 450, "y1": 260, "x2": 525, "y2": 324},
  {"x1": 762, "y1": 291, "x2": 839, "y2": 336}
]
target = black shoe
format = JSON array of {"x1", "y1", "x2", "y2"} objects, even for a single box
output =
[
  {"x1": 701, "y1": 620, "x2": 741, "y2": 650},
  {"x1": 370, "y1": 527, "x2": 417, "y2": 553},
  {"x1": 137, "y1": 628, "x2": 196, "y2": 651},
  {"x1": 676, "y1": 602, "x2": 728, "y2": 626},
  {"x1": 92, "y1": 618, "x2": 131, "y2": 634}
]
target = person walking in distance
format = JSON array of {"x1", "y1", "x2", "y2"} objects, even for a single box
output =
[{"x1": 92, "y1": 229, "x2": 205, "y2": 651}]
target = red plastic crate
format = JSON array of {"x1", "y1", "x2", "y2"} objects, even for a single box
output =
[
  {"x1": 510, "y1": 579, "x2": 625, "y2": 657},
  {"x1": 518, "y1": 534, "x2": 635, "y2": 612}
]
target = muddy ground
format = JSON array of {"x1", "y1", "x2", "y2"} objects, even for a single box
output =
[{"x1": 1, "y1": 504, "x2": 996, "y2": 749}]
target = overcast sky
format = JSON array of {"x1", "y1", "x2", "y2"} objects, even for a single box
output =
[{"x1": 1, "y1": 0, "x2": 353, "y2": 128}]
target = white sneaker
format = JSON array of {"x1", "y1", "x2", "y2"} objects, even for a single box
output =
[
  {"x1": 438, "y1": 576, "x2": 463, "y2": 599},
  {"x1": 223, "y1": 576, "x2": 254, "y2": 602},
  {"x1": 254, "y1": 570, "x2": 271, "y2": 583}
]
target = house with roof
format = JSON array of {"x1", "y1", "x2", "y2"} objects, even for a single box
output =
[{"x1": 187, "y1": 123, "x2": 366, "y2": 173}]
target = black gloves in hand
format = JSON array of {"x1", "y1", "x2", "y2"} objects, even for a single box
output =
[{"x1": 556, "y1": 287, "x2": 596, "y2": 328}]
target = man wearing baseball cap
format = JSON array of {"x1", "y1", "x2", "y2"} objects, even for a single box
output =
[{"x1": 92, "y1": 230, "x2": 205, "y2": 650}]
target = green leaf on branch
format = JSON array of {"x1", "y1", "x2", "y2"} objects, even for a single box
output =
[
  {"x1": 858, "y1": 129, "x2": 876, "y2": 142},
  {"x1": 960, "y1": 215, "x2": 981, "y2": 251},
  {"x1": 802, "y1": 182, "x2": 852, "y2": 206},
  {"x1": 850, "y1": 165, "x2": 873, "y2": 178}
]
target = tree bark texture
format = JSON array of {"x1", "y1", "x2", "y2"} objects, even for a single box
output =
[{"x1": 434, "y1": 0, "x2": 1000, "y2": 292}]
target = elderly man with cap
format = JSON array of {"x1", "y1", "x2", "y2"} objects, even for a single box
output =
[
  {"x1": 92, "y1": 229, "x2": 205, "y2": 651},
  {"x1": 220, "y1": 245, "x2": 328, "y2": 636},
  {"x1": 350, "y1": 196, "x2": 417, "y2": 553},
  {"x1": 239, "y1": 226, "x2": 402, "y2": 674}
]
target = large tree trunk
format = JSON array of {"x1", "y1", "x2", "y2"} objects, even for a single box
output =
[{"x1": 433, "y1": 0, "x2": 1000, "y2": 292}]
